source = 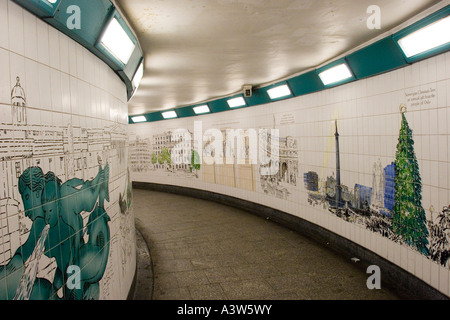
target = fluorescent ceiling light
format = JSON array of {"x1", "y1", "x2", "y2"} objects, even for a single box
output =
[
  {"x1": 397, "y1": 16, "x2": 450, "y2": 58},
  {"x1": 267, "y1": 85, "x2": 291, "y2": 100},
  {"x1": 162, "y1": 111, "x2": 177, "y2": 119},
  {"x1": 318, "y1": 63, "x2": 353, "y2": 86},
  {"x1": 131, "y1": 116, "x2": 146, "y2": 123},
  {"x1": 193, "y1": 105, "x2": 210, "y2": 114},
  {"x1": 132, "y1": 61, "x2": 144, "y2": 89},
  {"x1": 100, "y1": 17, "x2": 135, "y2": 64},
  {"x1": 227, "y1": 97, "x2": 246, "y2": 108}
]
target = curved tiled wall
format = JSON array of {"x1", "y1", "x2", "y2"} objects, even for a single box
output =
[
  {"x1": 0, "y1": 1, "x2": 135, "y2": 300},
  {"x1": 130, "y1": 50, "x2": 450, "y2": 298}
]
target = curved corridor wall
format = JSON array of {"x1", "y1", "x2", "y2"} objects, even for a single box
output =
[
  {"x1": 0, "y1": 1, "x2": 136, "y2": 299},
  {"x1": 130, "y1": 49, "x2": 450, "y2": 298}
]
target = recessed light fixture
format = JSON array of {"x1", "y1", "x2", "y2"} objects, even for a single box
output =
[
  {"x1": 162, "y1": 111, "x2": 177, "y2": 119},
  {"x1": 227, "y1": 97, "x2": 247, "y2": 108},
  {"x1": 131, "y1": 116, "x2": 146, "y2": 123},
  {"x1": 47, "y1": 0, "x2": 58, "y2": 3},
  {"x1": 132, "y1": 61, "x2": 144, "y2": 89},
  {"x1": 100, "y1": 17, "x2": 135, "y2": 64},
  {"x1": 318, "y1": 63, "x2": 353, "y2": 86},
  {"x1": 267, "y1": 85, "x2": 292, "y2": 100},
  {"x1": 397, "y1": 15, "x2": 450, "y2": 58},
  {"x1": 193, "y1": 105, "x2": 210, "y2": 114}
]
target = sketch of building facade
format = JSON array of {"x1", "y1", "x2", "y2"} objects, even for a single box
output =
[
  {"x1": 171, "y1": 130, "x2": 192, "y2": 171},
  {"x1": 0, "y1": 76, "x2": 130, "y2": 299},
  {"x1": 11, "y1": 77, "x2": 27, "y2": 125},
  {"x1": 129, "y1": 130, "x2": 196, "y2": 174},
  {"x1": 259, "y1": 133, "x2": 299, "y2": 200},
  {"x1": 371, "y1": 159, "x2": 385, "y2": 208},
  {"x1": 130, "y1": 137, "x2": 152, "y2": 172}
]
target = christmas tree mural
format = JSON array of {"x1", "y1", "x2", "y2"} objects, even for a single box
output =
[{"x1": 392, "y1": 106, "x2": 429, "y2": 255}]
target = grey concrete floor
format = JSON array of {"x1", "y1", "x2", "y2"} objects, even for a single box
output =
[{"x1": 132, "y1": 189, "x2": 401, "y2": 300}]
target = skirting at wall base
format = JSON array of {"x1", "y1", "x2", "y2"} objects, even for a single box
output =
[
  {"x1": 133, "y1": 181, "x2": 449, "y2": 300},
  {"x1": 127, "y1": 261, "x2": 138, "y2": 300}
]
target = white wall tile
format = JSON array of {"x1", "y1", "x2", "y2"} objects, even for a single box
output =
[
  {"x1": 40, "y1": 109, "x2": 52, "y2": 126},
  {"x1": 38, "y1": 64, "x2": 52, "y2": 110},
  {"x1": 9, "y1": 52, "x2": 25, "y2": 92},
  {"x1": 439, "y1": 266, "x2": 449, "y2": 297},
  {"x1": 60, "y1": 72, "x2": 71, "y2": 114},
  {"x1": 0, "y1": 48, "x2": 10, "y2": 105},
  {"x1": 421, "y1": 255, "x2": 431, "y2": 284},
  {"x1": 68, "y1": 39, "x2": 77, "y2": 76},
  {"x1": 50, "y1": 69, "x2": 62, "y2": 112},
  {"x1": 446, "y1": 52, "x2": 450, "y2": 80},
  {"x1": 419, "y1": 59, "x2": 430, "y2": 85},
  {"x1": 36, "y1": 19, "x2": 49, "y2": 65},
  {"x1": 0, "y1": 0, "x2": 9, "y2": 50},
  {"x1": 436, "y1": 53, "x2": 447, "y2": 82},
  {"x1": 24, "y1": 58, "x2": 40, "y2": 109},
  {"x1": 69, "y1": 76, "x2": 79, "y2": 114},
  {"x1": 59, "y1": 33, "x2": 70, "y2": 74},
  {"x1": 23, "y1": 9, "x2": 37, "y2": 61},
  {"x1": 7, "y1": 1, "x2": 23, "y2": 55},
  {"x1": 48, "y1": 26, "x2": 60, "y2": 70},
  {"x1": 83, "y1": 50, "x2": 94, "y2": 85},
  {"x1": 75, "y1": 44, "x2": 84, "y2": 80},
  {"x1": 0, "y1": 100, "x2": 11, "y2": 124},
  {"x1": 447, "y1": 79, "x2": 450, "y2": 108},
  {"x1": 407, "y1": 248, "x2": 416, "y2": 276},
  {"x1": 431, "y1": 261, "x2": 440, "y2": 291}
]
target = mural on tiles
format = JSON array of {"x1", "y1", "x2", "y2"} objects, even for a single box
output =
[
  {"x1": 8, "y1": 165, "x2": 111, "y2": 300},
  {"x1": 259, "y1": 132, "x2": 299, "y2": 200},
  {"x1": 130, "y1": 131, "x2": 201, "y2": 178},
  {"x1": 303, "y1": 106, "x2": 450, "y2": 268},
  {"x1": 119, "y1": 168, "x2": 135, "y2": 277},
  {"x1": 0, "y1": 77, "x2": 129, "y2": 299}
]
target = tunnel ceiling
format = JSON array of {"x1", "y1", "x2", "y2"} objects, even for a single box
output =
[{"x1": 115, "y1": 0, "x2": 443, "y2": 116}]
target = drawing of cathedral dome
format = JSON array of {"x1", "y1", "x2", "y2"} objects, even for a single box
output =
[{"x1": 10, "y1": 76, "x2": 27, "y2": 125}]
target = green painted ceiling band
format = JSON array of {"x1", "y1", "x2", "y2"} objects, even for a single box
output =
[
  {"x1": 287, "y1": 70, "x2": 324, "y2": 96},
  {"x1": 346, "y1": 37, "x2": 408, "y2": 79},
  {"x1": 176, "y1": 106, "x2": 196, "y2": 118}
]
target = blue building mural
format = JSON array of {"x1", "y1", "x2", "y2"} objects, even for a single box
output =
[
  {"x1": 382, "y1": 163, "x2": 396, "y2": 218},
  {"x1": 354, "y1": 184, "x2": 372, "y2": 211},
  {"x1": 303, "y1": 113, "x2": 450, "y2": 268}
]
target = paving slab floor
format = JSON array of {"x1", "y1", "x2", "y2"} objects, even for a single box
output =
[{"x1": 132, "y1": 189, "x2": 402, "y2": 300}]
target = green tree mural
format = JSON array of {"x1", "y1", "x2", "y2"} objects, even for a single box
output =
[
  {"x1": 392, "y1": 110, "x2": 429, "y2": 255},
  {"x1": 191, "y1": 150, "x2": 201, "y2": 172},
  {"x1": 158, "y1": 148, "x2": 172, "y2": 167}
]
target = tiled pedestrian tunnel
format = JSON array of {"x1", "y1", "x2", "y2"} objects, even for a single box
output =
[{"x1": 1, "y1": 0, "x2": 450, "y2": 301}]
